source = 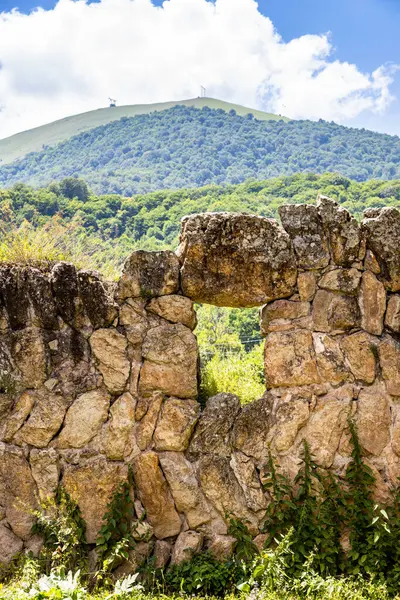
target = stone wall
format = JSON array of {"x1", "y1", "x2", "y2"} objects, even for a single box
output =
[{"x1": 1, "y1": 195, "x2": 400, "y2": 568}]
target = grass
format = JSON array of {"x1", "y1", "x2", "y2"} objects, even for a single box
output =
[{"x1": 0, "y1": 97, "x2": 289, "y2": 165}]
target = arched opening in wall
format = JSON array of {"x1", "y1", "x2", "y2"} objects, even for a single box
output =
[{"x1": 195, "y1": 304, "x2": 265, "y2": 406}]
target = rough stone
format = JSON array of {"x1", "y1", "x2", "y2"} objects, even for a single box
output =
[
  {"x1": 313, "y1": 333, "x2": 350, "y2": 384},
  {"x1": 208, "y1": 535, "x2": 237, "y2": 560},
  {"x1": 269, "y1": 394, "x2": 310, "y2": 454},
  {"x1": 230, "y1": 452, "x2": 267, "y2": 512},
  {"x1": 30, "y1": 448, "x2": 60, "y2": 501},
  {"x1": 264, "y1": 330, "x2": 320, "y2": 388},
  {"x1": 178, "y1": 212, "x2": 297, "y2": 307},
  {"x1": 1, "y1": 391, "x2": 35, "y2": 442},
  {"x1": 119, "y1": 299, "x2": 148, "y2": 345},
  {"x1": 118, "y1": 250, "x2": 180, "y2": 301},
  {"x1": 359, "y1": 271, "x2": 386, "y2": 335},
  {"x1": 318, "y1": 268, "x2": 361, "y2": 296},
  {"x1": 147, "y1": 295, "x2": 197, "y2": 330},
  {"x1": 62, "y1": 458, "x2": 128, "y2": 543},
  {"x1": 297, "y1": 271, "x2": 317, "y2": 302},
  {"x1": 50, "y1": 262, "x2": 86, "y2": 328},
  {"x1": 159, "y1": 451, "x2": 211, "y2": 529},
  {"x1": 356, "y1": 384, "x2": 391, "y2": 456},
  {"x1": 58, "y1": 389, "x2": 110, "y2": 449},
  {"x1": 362, "y1": 207, "x2": 400, "y2": 291},
  {"x1": 385, "y1": 295, "x2": 400, "y2": 332},
  {"x1": 232, "y1": 394, "x2": 273, "y2": 461},
  {"x1": 0, "y1": 443, "x2": 38, "y2": 539},
  {"x1": 301, "y1": 386, "x2": 352, "y2": 468},
  {"x1": 189, "y1": 393, "x2": 241, "y2": 458},
  {"x1": 260, "y1": 300, "x2": 310, "y2": 335},
  {"x1": 364, "y1": 249, "x2": 381, "y2": 274},
  {"x1": 341, "y1": 332, "x2": 376, "y2": 383},
  {"x1": 132, "y1": 451, "x2": 181, "y2": 539},
  {"x1": 15, "y1": 389, "x2": 67, "y2": 448},
  {"x1": 140, "y1": 324, "x2": 198, "y2": 399},
  {"x1": 199, "y1": 455, "x2": 258, "y2": 529},
  {"x1": 154, "y1": 540, "x2": 172, "y2": 569},
  {"x1": 154, "y1": 398, "x2": 200, "y2": 451},
  {"x1": 105, "y1": 392, "x2": 136, "y2": 460},
  {"x1": 279, "y1": 204, "x2": 330, "y2": 269},
  {"x1": 77, "y1": 270, "x2": 118, "y2": 329},
  {"x1": 378, "y1": 336, "x2": 400, "y2": 395},
  {"x1": 312, "y1": 290, "x2": 360, "y2": 333},
  {"x1": 317, "y1": 196, "x2": 363, "y2": 266},
  {"x1": 12, "y1": 327, "x2": 47, "y2": 389},
  {"x1": 171, "y1": 531, "x2": 203, "y2": 565},
  {"x1": 136, "y1": 392, "x2": 164, "y2": 451},
  {"x1": 90, "y1": 329, "x2": 130, "y2": 394},
  {"x1": 0, "y1": 521, "x2": 23, "y2": 566}
]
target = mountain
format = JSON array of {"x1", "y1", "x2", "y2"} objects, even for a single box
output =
[
  {"x1": 0, "y1": 97, "x2": 287, "y2": 166},
  {"x1": 0, "y1": 103, "x2": 399, "y2": 196}
]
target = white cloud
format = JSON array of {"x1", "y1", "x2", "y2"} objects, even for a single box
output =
[{"x1": 0, "y1": 0, "x2": 397, "y2": 138}]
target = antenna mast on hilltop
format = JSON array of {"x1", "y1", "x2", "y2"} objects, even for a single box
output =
[
  {"x1": 109, "y1": 97, "x2": 117, "y2": 108},
  {"x1": 200, "y1": 86, "x2": 206, "y2": 98}
]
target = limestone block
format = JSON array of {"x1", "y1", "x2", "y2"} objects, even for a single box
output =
[
  {"x1": 362, "y1": 207, "x2": 400, "y2": 291},
  {"x1": 378, "y1": 337, "x2": 400, "y2": 396},
  {"x1": 154, "y1": 540, "x2": 172, "y2": 569},
  {"x1": 269, "y1": 394, "x2": 310, "y2": 454},
  {"x1": 302, "y1": 386, "x2": 352, "y2": 468},
  {"x1": 208, "y1": 535, "x2": 237, "y2": 560},
  {"x1": 356, "y1": 384, "x2": 390, "y2": 456},
  {"x1": 12, "y1": 327, "x2": 47, "y2": 389},
  {"x1": 139, "y1": 323, "x2": 198, "y2": 399},
  {"x1": 136, "y1": 392, "x2": 163, "y2": 451},
  {"x1": 317, "y1": 196, "x2": 363, "y2": 266},
  {"x1": 30, "y1": 448, "x2": 60, "y2": 501},
  {"x1": 297, "y1": 271, "x2": 317, "y2": 302},
  {"x1": 1, "y1": 390, "x2": 35, "y2": 442},
  {"x1": 153, "y1": 398, "x2": 200, "y2": 451},
  {"x1": 178, "y1": 212, "x2": 297, "y2": 307},
  {"x1": 260, "y1": 300, "x2": 310, "y2": 335},
  {"x1": 230, "y1": 452, "x2": 267, "y2": 512},
  {"x1": 0, "y1": 521, "x2": 23, "y2": 566},
  {"x1": 0, "y1": 443, "x2": 38, "y2": 539},
  {"x1": 77, "y1": 270, "x2": 118, "y2": 329},
  {"x1": 313, "y1": 333, "x2": 350, "y2": 384},
  {"x1": 132, "y1": 451, "x2": 181, "y2": 539},
  {"x1": 318, "y1": 268, "x2": 361, "y2": 296},
  {"x1": 264, "y1": 330, "x2": 320, "y2": 388},
  {"x1": 117, "y1": 250, "x2": 180, "y2": 301},
  {"x1": 359, "y1": 271, "x2": 386, "y2": 335},
  {"x1": 279, "y1": 204, "x2": 329, "y2": 269},
  {"x1": 15, "y1": 389, "x2": 67, "y2": 448},
  {"x1": 189, "y1": 393, "x2": 241, "y2": 458},
  {"x1": 159, "y1": 451, "x2": 211, "y2": 529},
  {"x1": 57, "y1": 389, "x2": 110, "y2": 449},
  {"x1": 90, "y1": 329, "x2": 130, "y2": 394},
  {"x1": 147, "y1": 295, "x2": 197, "y2": 330},
  {"x1": 63, "y1": 458, "x2": 128, "y2": 543},
  {"x1": 119, "y1": 298, "x2": 148, "y2": 345},
  {"x1": 171, "y1": 531, "x2": 203, "y2": 565},
  {"x1": 385, "y1": 295, "x2": 400, "y2": 332},
  {"x1": 312, "y1": 290, "x2": 360, "y2": 333},
  {"x1": 341, "y1": 332, "x2": 376, "y2": 383},
  {"x1": 105, "y1": 392, "x2": 136, "y2": 460},
  {"x1": 232, "y1": 394, "x2": 273, "y2": 461}
]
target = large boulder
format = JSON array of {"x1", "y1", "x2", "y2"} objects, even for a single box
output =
[
  {"x1": 317, "y1": 196, "x2": 363, "y2": 266},
  {"x1": 57, "y1": 389, "x2": 110, "y2": 449},
  {"x1": 362, "y1": 207, "x2": 400, "y2": 291},
  {"x1": 279, "y1": 204, "x2": 330, "y2": 269},
  {"x1": 90, "y1": 329, "x2": 130, "y2": 394},
  {"x1": 177, "y1": 212, "x2": 297, "y2": 307}
]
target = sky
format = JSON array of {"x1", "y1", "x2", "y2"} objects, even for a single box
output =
[{"x1": 0, "y1": 0, "x2": 399, "y2": 139}]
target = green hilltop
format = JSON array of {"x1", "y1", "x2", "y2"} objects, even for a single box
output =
[{"x1": 0, "y1": 97, "x2": 288, "y2": 166}]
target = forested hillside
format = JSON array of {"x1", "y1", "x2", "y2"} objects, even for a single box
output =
[
  {"x1": 0, "y1": 105, "x2": 399, "y2": 195},
  {"x1": 1, "y1": 172, "x2": 400, "y2": 276}
]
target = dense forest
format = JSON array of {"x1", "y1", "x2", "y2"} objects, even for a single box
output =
[
  {"x1": 0, "y1": 172, "x2": 399, "y2": 280},
  {"x1": 0, "y1": 106, "x2": 400, "y2": 195}
]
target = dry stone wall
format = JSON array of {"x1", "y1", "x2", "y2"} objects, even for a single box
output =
[{"x1": 1, "y1": 195, "x2": 400, "y2": 569}]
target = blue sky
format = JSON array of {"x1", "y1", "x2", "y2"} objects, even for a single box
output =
[{"x1": 0, "y1": 0, "x2": 399, "y2": 137}]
